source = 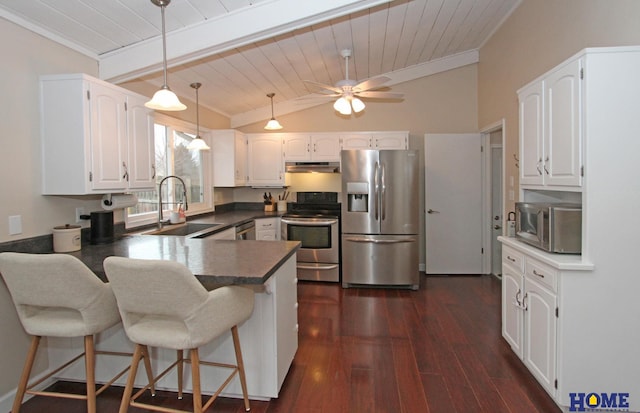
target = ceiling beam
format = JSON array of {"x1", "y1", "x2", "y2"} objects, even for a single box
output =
[{"x1": 100, "y1": 0, "x2": 392, "y2": 83}]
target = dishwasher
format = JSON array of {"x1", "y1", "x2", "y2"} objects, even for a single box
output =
[{"x1": 235, "y1": 221, "x2": 256, "y2": 240}]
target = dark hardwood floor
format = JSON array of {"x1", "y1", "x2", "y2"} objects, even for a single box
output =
[{"x1": 15, "y1": 275, "x2": 560, "y2": 413}]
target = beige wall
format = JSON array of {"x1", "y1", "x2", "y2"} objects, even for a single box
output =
[
  {"x1": 478, "y1": 0, "x2": 640, "y2": 213},
  {"x1": 0, "y1": 17, "x2": 100, "y2": 398}
]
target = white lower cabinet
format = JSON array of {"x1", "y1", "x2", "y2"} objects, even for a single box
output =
[
  {"x1": 502, "y1": 244, "x2": 557, "y2": 398},
  {"x1": 255, "y1": 218, "x2": 279, "y2": 240}
]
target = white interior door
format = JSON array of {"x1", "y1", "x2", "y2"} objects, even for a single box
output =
[
  {"x1": 491, "y1": 145, "x2": 503, "y2": 275},
  {"x1": 425, "y1": 133, "x2": 483, "y2": 274}
]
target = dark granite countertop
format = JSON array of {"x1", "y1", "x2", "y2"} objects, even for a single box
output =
[{"x1": 68, "y1": 235, "x2": 300, "y2": 290}]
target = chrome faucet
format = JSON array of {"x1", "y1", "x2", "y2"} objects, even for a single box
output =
[{"x1": 158, "y1": 175, "x2": 188, "y2": 228}]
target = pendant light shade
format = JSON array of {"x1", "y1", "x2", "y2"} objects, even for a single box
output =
[
  {"x1": 187, "y1": 82, "x2": 210, "y2": 151},
  {"x1": 145, "y1": 0, "x2": 186, "y2": 111},
  {"x1": 264, "y1": 93, "x2": 283, "y2": 130}
]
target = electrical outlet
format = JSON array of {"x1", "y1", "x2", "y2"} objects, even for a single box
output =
[
  {"x1": 9, "y1": 215, "x2": 22, "y2": 235},
  {"x1": 75, "y1": 207, "x2": 85, "y2": 223}
]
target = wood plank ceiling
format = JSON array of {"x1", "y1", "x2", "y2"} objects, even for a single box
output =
[{"x1": 0, "y1": 0, "x2": 521, "y2": 127}]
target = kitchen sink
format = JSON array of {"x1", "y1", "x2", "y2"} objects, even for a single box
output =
[{"x1": 145, "y1": 222, "x2": 221, "y2": 237}]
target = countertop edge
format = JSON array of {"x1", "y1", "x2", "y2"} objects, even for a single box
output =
[{"x1": 498, "y1": 236, "x2": 594, "y2": 271}]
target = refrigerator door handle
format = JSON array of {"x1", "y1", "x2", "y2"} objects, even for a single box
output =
[
  {"x1": 381, "y1": 162, "x2": 386, "y2": 221},
  {"x1": 374, "y1": 161, "x2": 380, "y2": 220},
  {"x1": 297, "y1": 263, "x2": 339, "y2": 270},
  {"x1": 344, "y1": 237, "x2": 417, "y2": 244}
]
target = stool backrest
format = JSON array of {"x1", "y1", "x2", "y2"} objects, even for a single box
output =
[
  {"x1": 103, "y1": 256, "x2": 209, "y2": 320},
  {"x1": 0, "y1": 252, "x2": 118, "y2": 335}
]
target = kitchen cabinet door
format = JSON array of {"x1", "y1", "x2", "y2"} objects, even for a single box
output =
[
  {"x1": 502, "y1": 264, "x2": 524, "y2": 359},
  {"x1": 341, "y1": 134, "x2": 371, "y2": 149},
  {"x1": 519, "y1": 81, "x2": 545, "y2": 186},
  {"x1": 310, "y1": 134, "x2": 341, "y2": 161},
  {"x1": 282, "y1": 134, "x2": 311, "y2": 161},
  {"x1": 88, "y1": 81, "x2": 129, "y2": 191},
  {"x1": 255, "y1": 218, "x2": 279, "y2": 240},
  {"x1": 373, "y1": 132, "x2": 408, "y2": 149},
  {"x1": 126, "y1": 94, "x2": 156, "y2": 189},
  {"x1": 212, "y1": 130, "x2": 247, "y2": 187},
  {"x1": 247, "y1": 134, "x2": 284, "y2": 187},
  {"x1": 544, "y1": 57, "x2": 583, "y2": 187},
  {"x1": 523, "y1": 276, "x2": 557, "y2": 397}
]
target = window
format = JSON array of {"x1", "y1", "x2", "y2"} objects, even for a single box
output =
[{"x1": 125, "y1": 114, "x2": 212, "y2": 228}]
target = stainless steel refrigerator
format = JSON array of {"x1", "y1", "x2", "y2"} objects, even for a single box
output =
[{"x1": 341, "y1": 149, "x2": 419, "y2": 289}]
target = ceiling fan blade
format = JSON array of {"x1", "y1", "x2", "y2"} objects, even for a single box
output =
[
  {"x1": 303, "y1": 80, "x2": 343, "y2": 94},
  {"x1": 356, "y1": 91, "x2": 404, "y2": 99},
  {"x1": 353, "y1": 76, "x2": 391, "y2": 92},
  {"x1": 296, "y1": 93, "x2": 341, "y2": 100}
]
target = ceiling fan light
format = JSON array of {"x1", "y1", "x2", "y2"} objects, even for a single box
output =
[
  {"x1": 351, "y1": 97, "x2": 365, "y2": 113},
  {"x1": 265, "y1": 118, "x2": 283, "y2": 130},
  {"x1": 187, "y1": 136, "x2": 210, "y2": 150},
  {"x1": 145, "y1": 86, "x2": 187, "y2": 111},
  {"x1": 334, "y1": 97, "x2": 351, "y2": 115}
]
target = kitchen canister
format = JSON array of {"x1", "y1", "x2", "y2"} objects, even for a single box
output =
[{"x1": 53, "y1": 224, "x2": 82, "y2": 252}]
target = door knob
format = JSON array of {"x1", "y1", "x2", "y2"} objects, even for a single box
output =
[
  {"x1": 427, "y1": 209, "x2": 440, "y2": 214},
  {"x1": 494, "y1": 224, "x2": 502, "y2": 230}
]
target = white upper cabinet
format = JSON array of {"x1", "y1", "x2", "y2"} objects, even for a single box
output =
[
  {"x1": 247, "y1": 134, "x2": 284, "y2": 187},
  {"x1": 41, "y1": 74, "x2": 155, "y2": 195},
  {"x1": 341, "y1": 132, "x2": 408, "y2": 150},
  {"x1": 544, "y1": 58, "x2": 582, "y2": 187},
  {"x1": 126, "y1": 94, "x2": 156, "y2": 190},
  {"x1": 519, "y1": 82, "x2": 544, "y2": 186},
  {"x1": 518, "y1": 57, "x2": 583, "y2": 189},
  {"x1": 212, "y1": 129, "x2": 247, "y2": 187},
  {"x1": 283, "y1": 134, "x2": 341, "y2": 162}
]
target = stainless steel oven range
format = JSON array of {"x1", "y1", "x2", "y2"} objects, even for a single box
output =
[{"x1": 281, "y1": 192, "x2": 341, "y2": 282}]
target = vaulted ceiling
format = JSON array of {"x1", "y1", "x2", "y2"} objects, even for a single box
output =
[{"x1": 0, "y1": 0, "x2": 520, "y2": 127}]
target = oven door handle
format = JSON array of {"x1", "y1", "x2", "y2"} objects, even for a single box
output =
[
  {"x1": 297, "y1": 264, "x2": 340, "y2": 270},
  {"x1": 281, "y1": 218, "x2": 338, "y2": 226},
  {"x1": 344, "y1": 237, "x2": 416, "y2": 244}
]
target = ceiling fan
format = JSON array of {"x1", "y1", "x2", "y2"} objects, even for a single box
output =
[{"x1": 304, "y1": 49, "x2": 403, "y2": 115}]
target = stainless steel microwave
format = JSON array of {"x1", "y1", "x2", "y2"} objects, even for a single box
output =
[{"x1": 515, "y1": 202, "x2": 582, "y2": 254}]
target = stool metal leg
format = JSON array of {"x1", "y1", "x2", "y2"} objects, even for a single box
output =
[{"x1": 231, "y1": 326, "x2": 251, "y2": 412}]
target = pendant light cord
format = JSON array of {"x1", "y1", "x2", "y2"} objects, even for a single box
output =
[{"x1": 160, "y1": 3, "x2": 168, "y2": 88}]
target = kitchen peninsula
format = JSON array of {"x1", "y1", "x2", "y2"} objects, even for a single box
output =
[{"x1": 50, "y1": 234, "x2": 301, "y2": 401}]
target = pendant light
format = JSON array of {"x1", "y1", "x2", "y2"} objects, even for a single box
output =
[
  {"x1": 187, "y1": 83, "x2": 210, "y2": 151},
  {"x1": 264, "y1": 93, "x2": 283, "y2": 130},
  {"x1": 145, "y1": 0, "x2": 186, "y2": 111}
]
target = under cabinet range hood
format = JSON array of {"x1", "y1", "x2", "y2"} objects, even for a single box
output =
[{"x1": 285, "y1": 161, "x2": 341, "y2": 173}]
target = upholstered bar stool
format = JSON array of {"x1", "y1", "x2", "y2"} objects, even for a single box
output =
[
  {"x1": 103, "y1": 256, "x2": 255, "y2": 413},
  {"x1": 0, "y1": 252, "x2": 155, "y2": 413}
]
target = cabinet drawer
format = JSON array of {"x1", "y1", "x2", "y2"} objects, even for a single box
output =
[
  {"x1": 255, "y1": 218, "x2": 278, "y2": 230},
  {"x1": 502, "y1": 246, "x2": 525, "y2": 273},
  {"x1": 525, "y1": 259, "x2": 557, "y2": 292}
]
